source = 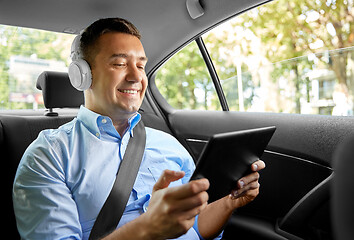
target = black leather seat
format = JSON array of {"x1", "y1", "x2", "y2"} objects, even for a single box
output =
[
  {"x1": 1, "y1": 71, "x2": 171, "y2": 238},
  {"x1": 332, "y1": 135, "x2": 354, "y2": 240}
]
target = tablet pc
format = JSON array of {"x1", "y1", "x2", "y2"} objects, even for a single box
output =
[{"x1": 190, "y1": 126, "x2": 276, "y2": 203}]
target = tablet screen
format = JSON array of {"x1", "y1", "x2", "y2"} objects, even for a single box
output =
[{"x1": 190, "y1": 126, "x2": 276, "y2": 203}]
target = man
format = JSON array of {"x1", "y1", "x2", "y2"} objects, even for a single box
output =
[{"x1": 13, "y1": 18, "x2": 265, "y2": 240}]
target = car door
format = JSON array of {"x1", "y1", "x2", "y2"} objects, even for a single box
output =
[{"x1": 142, "y1": 0, "x2": 354, "y2": 239}]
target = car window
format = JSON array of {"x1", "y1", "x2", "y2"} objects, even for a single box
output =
[
  {"x1": 203, "y1": 0, "x2": 354, "y2": 115},
  {"x1": 155, "y1": 41, "x2": 221, "y2": 110},
  {"x1": 0, "y1": 25, "x2": 75, "y2": 110}
]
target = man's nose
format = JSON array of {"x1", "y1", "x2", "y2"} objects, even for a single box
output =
[{"x1": 126, "y1": 65, "x2": 143, "y2": 82}]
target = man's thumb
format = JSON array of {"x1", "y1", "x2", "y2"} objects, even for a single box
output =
[{"x1": 153, "y1": 170, "x2": 185, "y2": 192}]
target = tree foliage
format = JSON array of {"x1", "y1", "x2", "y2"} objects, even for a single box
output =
[
  {"x1": 155, "y1": 42, "x2": 220, "y2": 110},
  {"x1": 156, "y1": 0, "x2": 354, "y2": 114},
  {"x1": 242, "y1": 0, "x2": 354, "y2": 107}
]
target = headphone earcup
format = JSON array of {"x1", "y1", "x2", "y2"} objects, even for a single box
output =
[{"x1": 68, "y1": 59, "x2": 92, "y2": 91}]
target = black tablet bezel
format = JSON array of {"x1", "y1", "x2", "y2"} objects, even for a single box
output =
[{"x1": 190, "y1": 126, "x2": 276, "y2": 203}]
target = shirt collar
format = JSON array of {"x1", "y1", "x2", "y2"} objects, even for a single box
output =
[
  {"x1": 77, "y1": 105, "x2": 141, "y2": 139},
  {"x1": 126, "y1": 112, "x2": 141, "y2": 138}
]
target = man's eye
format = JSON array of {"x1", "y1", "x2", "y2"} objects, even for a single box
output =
[{"x1": 113, "y1": 63, "x2": 126, "y2": 67}]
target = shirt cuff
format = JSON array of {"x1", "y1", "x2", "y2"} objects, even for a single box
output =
[
  {"x1": 142, "y1": 194, "x2": 151, "y2": 212},
  {"x1": 193, "y1": 215, "x2": 205, "y2": 240}
]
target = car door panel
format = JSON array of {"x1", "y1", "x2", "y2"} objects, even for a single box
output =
[
  {"x1": 159, "y1": 109, "x2": 352, "y2": 239},
  {"x1": 167, "y1": 110, "x2": 354, "y2": 166}
]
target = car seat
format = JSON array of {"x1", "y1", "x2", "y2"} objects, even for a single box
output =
[{"x1": 332, "y1": 135, "x2": 354, "y2": 240}]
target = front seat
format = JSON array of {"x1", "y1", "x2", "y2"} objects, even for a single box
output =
[{"x1": 332, "y1": 135, "x2": 354, "y2": 240}]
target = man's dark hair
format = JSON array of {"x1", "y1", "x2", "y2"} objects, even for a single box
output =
[{"x1": 80, "y1": 18, "x2": 141, "y2": 67}]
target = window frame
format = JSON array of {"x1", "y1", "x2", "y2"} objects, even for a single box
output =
[
  {"x1": 149, "y1": 37, "x2": 230, "y2": 113},
  {"x1": 195, "y1": 37, "x2": 229, "y2": 111}
]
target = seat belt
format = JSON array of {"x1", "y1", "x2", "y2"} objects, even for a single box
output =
[{"x1": 89, "y1": 120, "x2": 146, "y2": 240}]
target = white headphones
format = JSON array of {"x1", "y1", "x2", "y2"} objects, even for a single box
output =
[{"x1": 68, "y1": 33, "x2": 92, "y2": 91}]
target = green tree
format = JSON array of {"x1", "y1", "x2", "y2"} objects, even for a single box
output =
[
  {"x1": 241, "y1": 0, "x2": 354, "y2": 112},
  {"x1": 156, "y1": 42, "x2": 218, "y2": 110},
  {"x1": 200, "y1": 0, "x2": 353, "y2": 114}
]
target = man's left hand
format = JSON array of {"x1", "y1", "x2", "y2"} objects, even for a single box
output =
[{"x1": 225, "y1": 160, "x2": 266, "y2": 210}]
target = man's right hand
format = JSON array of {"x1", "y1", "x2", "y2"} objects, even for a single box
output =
[{"x1": 144, "y1": 169, "x2": 210, "y2": 240}]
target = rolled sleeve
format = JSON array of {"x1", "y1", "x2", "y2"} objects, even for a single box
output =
[
  {"x1": 192, "y1": 215, "x2": 223, "y2": 240},
  {"x1": 13, "y1": 132, "x2": 82, "y2": 240}
]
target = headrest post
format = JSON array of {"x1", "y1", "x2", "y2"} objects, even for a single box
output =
[{"x1": 45, "y1": 108, "x2": 58, "y2": 117}]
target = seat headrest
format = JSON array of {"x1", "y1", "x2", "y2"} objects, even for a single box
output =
[
  {"x1": 332, "y1": 135, "x2": 354, "y2": 239},
  {"x1": 36, "y1": 71, "x2": 84, "y2": 109}
]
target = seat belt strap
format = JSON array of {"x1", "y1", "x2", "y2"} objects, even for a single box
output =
[{"x1": 89, "y1": 120, "x2": 146, "y2": 240}]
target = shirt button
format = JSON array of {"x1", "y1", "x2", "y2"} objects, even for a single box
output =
[
  {"x1": 96, "y1": 132, "x2": 100, "y2": 137},
  {"x1": 102, "y1": 118, "x2": 107, "y2": 124}
]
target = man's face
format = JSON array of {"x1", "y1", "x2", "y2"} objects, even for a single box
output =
[{"x1": 87, "y1": 32, "x2": 148, "y2": 118}]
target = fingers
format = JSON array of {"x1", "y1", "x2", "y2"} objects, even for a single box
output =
[
  {"x1": 231, "y1": 180, "x2": 260, "y2": 199},
  {"x1": 161, "y1": 191, "x2": 208, "y2": 221},
  {"x1": 230, "y1": 160, "x2": 265, "y2": 200},
  {"x1": 151, "y1": 171, "x2": 209, "y2": 217},
  {"x1": 153, "y1": 170, "x2": 185, "y2": 192},
  {"x1": 182, "y1": 201, "x2": 208, "y2": 220},
  {"x1": 238, "y1": 172, "x2": 259, "y2": 189},
  {"x1": 234, "y1": 159, "x2": 265, "y2": 194},
  {"x1": 251, "y1": 160, "x2": 266, "y2": 172},
  {"x1": 172, "y1": 190, "x2": 209, "y2": 213},
  {"x1": 156, "y1": 178, "x2": 209, "y2": 218},
  {"x1": 147, "y1": 176, "x2": 210, "y2": 238},
  {"x1": 166, "y1": 177, "x2": 210, "y2": 200},
  {"x1": 167, "y1": 179, "x2": 209, "y2": 220}
]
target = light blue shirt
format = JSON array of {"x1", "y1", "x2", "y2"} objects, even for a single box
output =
[{"x1": 13, "y1": 106, "x2": 223, "y2": 240}]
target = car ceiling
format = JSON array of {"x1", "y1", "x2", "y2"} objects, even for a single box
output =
[{"x1": 0, "y1": 0, "x2": 269, "y2": 73}]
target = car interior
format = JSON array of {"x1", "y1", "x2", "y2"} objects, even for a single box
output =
[{"x1": 1, "y1": 0, "x2": 353, "y2": 239}]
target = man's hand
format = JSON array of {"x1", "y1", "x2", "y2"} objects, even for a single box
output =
[
  {"x1": 226, "y1": 160, "x2": 266, "y2": 210},
  {"x1": 143, "y1": 170, "x2": 209, "y2": 240},
  {"x1": 193, "y1": 160, "x2": 266, "y2": 239}
]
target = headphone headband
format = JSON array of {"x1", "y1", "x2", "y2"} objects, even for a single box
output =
[{"x1": 70, "y1": 34, "x2": 83, "y2": 61}]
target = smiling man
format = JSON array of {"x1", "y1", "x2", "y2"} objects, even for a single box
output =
[{"x1": 13, "y1": 18, "x2": 265, "y2": 240}]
